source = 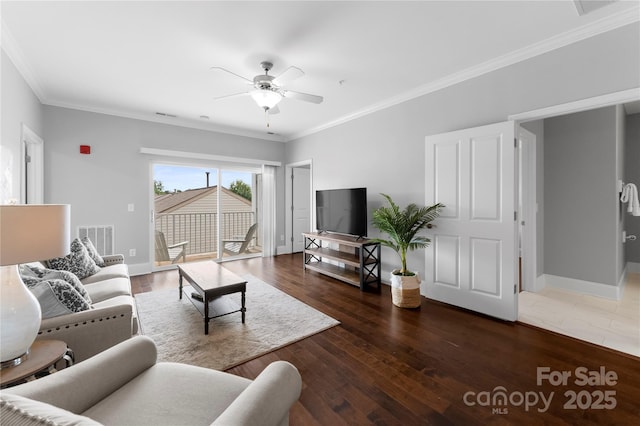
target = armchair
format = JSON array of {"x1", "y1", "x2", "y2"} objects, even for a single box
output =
[
  {"x1": 223, "y1": 223, "x2": 258, "y2": 256},
  {"x1": 1, "y1": 336, "x2": 302, "y2": 426},
  {"x1": 155, "y1": 230, "x2": 189, "y2": 263}
]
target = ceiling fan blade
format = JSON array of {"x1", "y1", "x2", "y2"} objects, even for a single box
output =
[
  {"x1": 268, "y1": 105, "x2": 280, "y2": 115},
  {"x1": 210, "y1": 66, "x2": 253, "y2": 84},
  {"x1": 283, "y1": 89, "x2": 323, "y2": 104},
  {"x1": 213, "y1": 91, "x2": 250, "y2": 101},
  {"x1": 273, "y1": 66, "x2": 304, "y2": 85}
]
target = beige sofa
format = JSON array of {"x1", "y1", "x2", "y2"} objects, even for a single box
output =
[
  {"x1": 1, "y1": 336, "x2": 302, "y2": 426},
  {"x1": 35, "y1": 254, "x2": 138, "y2": 363}
]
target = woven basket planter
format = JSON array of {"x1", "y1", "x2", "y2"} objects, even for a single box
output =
[{"x1": 390, "y1": 271, "x2": 421, "y2": 308}]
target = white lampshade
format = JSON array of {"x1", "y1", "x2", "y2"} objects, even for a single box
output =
[
  {"x1": 0, "y1": 205, "x2": 71, "y2": 265},
  {"x1": 250, "y1": 89, "x2": 283, "y2": 110},
  {"x1": 0, "y1": 204, "x2": 70, "y2": 365}
]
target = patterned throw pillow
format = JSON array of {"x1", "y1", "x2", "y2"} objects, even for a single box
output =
[
  {"x1": 28, "y1": 279, "x2": 92, "y2": 319},
  {"x1": 47, "y1": 238, "x2": 101, "y2": 280},
  {"x1": 81, "y1": 236, "x2": 105, "y2": 267},
  {"x1": 20, "y1": 264, "x2": 92, "y2": 304}
]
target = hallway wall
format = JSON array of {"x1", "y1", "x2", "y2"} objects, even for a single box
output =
[
  {"x1": 544, "y1": 106, "x2": 623, "y2": 288},
  {"x1": 625, "y1": 113, "x2": 640, "y2": 268}
]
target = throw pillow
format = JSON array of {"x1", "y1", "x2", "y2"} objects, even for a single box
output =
[
  {"x1": 81, "y1": 236, "x2": 105, "y2": 267},
  {"x1": 28, "y1": 279, "x2": 92, "y2": 319},
  {"x1": 47, "y1": 238, "x2": 101, "y2": 280},
  {"x1": 20, "y1": 264, "x2": 92, "y2": 304}
]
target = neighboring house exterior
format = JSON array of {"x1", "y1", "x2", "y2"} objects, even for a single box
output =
[{"x1": 155, "y1": 185, "x2": 255, "y2": 257}]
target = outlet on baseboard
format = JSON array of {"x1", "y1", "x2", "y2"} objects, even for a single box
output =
[{"x1": 129, "y1": 249, "x2": 136, "y2": 257}]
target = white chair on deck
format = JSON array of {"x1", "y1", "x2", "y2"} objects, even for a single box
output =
[
  {"x1": 155, "y1": 230, "x2": 188, "y2": 263},
  {"x1": 222, "y1": 223, "x2": 258, "y2": 256}
]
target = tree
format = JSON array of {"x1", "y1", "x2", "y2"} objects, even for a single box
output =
[
  {"x1": 154, "y1": 180, "x2": 165, "y2": 195},
  {"x1": 229, "y1": 180, "x2": 252, "y2": 200}
]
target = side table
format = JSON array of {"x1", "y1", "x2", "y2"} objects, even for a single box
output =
[{"x1": 0, "y1": 340, "x2": 73, "y2": 389}]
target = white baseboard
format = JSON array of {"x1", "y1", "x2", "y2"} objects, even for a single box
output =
[
  {"x1": 541, "y1": 273, "x2": 622, "y2": 300},
  {"x1": 129, "y1": 262, "x2": 152, "y2": 276},
  {"x1": 627, "y1": 262, "x2": 640, "y2": 274},
  {"x1": 533, "y1": 274, "x2": 546, "y2": 293},
  {"x1": 276, "y1": 245, "x2": 290, "y2": 255},
  {"x1": 520, "y1": 274, "x2": 545, "y2": 293}
]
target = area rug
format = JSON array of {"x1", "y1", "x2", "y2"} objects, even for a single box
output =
[{"x1": 135, "y1": 274, "x2": 340, "y2": 370}]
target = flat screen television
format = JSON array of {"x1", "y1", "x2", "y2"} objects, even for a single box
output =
[{"x1": 316, "y1": 188, "x2": 367, "y2": 237}]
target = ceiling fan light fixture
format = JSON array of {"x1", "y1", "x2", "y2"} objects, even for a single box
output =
[{"x1": 250, "y1": 89, "x2": 282, "y2": 110}]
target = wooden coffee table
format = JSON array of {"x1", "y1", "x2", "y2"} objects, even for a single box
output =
[{"x1": 177, "y1": 261, "x2": 247, "y2": 335}]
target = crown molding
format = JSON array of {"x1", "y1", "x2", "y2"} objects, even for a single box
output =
[
  {"x1": 44, "y1": 99, "x2": 286, "y2": 142},
  {"x1": 287, "y1": 5, "x2": 640, "y2": 141},
  {"x1": 1, "y1": 18, "x2": 47, "y2": 102}
]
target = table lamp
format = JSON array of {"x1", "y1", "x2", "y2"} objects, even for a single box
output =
[{"x1": 0, "y1": 204, "x2": 70, "y2": 367}]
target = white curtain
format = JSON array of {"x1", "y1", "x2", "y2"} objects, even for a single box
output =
[{"x1": 261, "y1": 165, "x2": 277, "y2": 257}]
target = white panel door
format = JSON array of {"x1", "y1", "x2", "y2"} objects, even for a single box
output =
[
  {"x1": 425, "y1": 121, "x2": 517, "y2": 321},
  {"x1": 292, "y1": 167, "x2": 311, "y2": 253}
]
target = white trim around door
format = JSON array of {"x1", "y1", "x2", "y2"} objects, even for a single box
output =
[
  {"x1": 282, "y1": 160, "x2": 313, "y2": 255},
  {"x1": 21, "y1": 124, "x2": 44, "y2": 204}
]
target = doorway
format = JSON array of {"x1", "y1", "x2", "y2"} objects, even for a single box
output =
[
  {"x1": 21, "y1": 124, "x2": 44, "y2": 204},
  {"x1": 285, "y1": 160, "x2": 312, "y2": 254},
  {"x1": 512, "y1": 91, "x2": 640, "y2": 357}
]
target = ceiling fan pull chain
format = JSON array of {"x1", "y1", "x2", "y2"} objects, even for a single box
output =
[{"x1": 265, "y1": 108, "x2": 270, "y2": 128}]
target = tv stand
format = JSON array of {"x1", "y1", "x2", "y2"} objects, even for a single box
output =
[{"x1": 302, "y1": 232, "x2": 381, "y2": 291}]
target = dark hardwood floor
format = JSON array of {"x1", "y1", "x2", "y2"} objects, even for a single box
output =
[{"x1": 131, "y1": 254, "x2": 640, "y2": 425}]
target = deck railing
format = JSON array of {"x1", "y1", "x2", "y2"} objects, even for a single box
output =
[{"x1": 155, "y1": 212, "x2": 256, "y2": 256}]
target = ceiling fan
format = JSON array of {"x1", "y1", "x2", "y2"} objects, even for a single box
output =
[{"x1": 211, "y1": 61, "x2": 323, "y2": 116}]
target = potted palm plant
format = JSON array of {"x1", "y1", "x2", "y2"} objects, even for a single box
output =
[{"x1": 371, "y1": 193, "x2": 443, "y2": 308}]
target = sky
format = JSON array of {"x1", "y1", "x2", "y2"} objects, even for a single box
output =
[{"x1": 154, "y1": 164, "x2": 252, "y2": 192}]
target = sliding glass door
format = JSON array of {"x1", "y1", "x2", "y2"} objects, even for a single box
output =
[
  {"x1": 153, "y1": 163, "x2": 261, "y2": 269},
  {"x1": 219, "y1": 170, "x2": 261, "y2": 259}
]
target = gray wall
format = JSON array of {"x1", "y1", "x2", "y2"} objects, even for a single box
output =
[
  {"x1": 42, "y1": 106, "x2": 286, "y2": 270},
  {"x1": 625, "y1": 113, "x2": 640, "y2": 265},
  {"x1": 1, "y1": 48, "x2": 43, "y2": 203},
  {"x1": 286, "y1": 22, "x2": 639, "y2": 280},
  {"x1": 544, "y1": 106, "x2": 621, "y2": 286}
]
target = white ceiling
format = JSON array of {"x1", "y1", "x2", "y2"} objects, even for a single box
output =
[{"x1": 2, "y1": 1, "x2": 639, "y2": 142}]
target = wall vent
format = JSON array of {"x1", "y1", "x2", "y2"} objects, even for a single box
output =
[
  {"x1": 155, "y1": 112, "x2": 177, "y2": 118},
  {"x1": 77, "y1": 225, "x2": 115, "y2": 256}
]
